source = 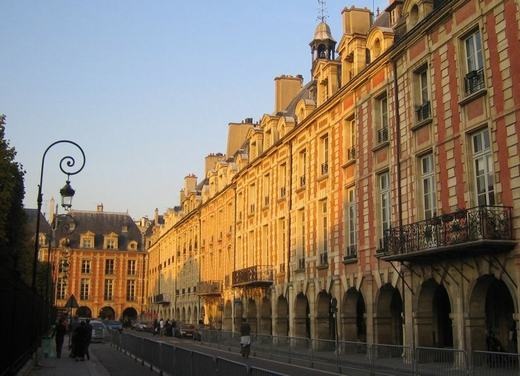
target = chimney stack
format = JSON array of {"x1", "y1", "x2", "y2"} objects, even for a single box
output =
[{"x1": 97, "y1": 203, "x2": 104, "y2": 212}]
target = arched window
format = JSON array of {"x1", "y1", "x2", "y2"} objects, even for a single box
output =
[{"x1": 410, "y1": 4, "x2": 419, "y2": 27}]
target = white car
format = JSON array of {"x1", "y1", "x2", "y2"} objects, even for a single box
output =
[{"x1": 89, "y1": 320, "x2": 107, "y2": 342}]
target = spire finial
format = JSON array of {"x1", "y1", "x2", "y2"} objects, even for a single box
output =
[{"x1": 317, "y1": 0, "x2": 328, "y2": 23}]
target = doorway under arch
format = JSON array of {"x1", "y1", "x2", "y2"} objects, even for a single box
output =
[
  {"x1": 294, "y1": 293, "x2": 310, "y2": 338},
  {"x1": 416, "y1": 279, "x2": 453, "y2": 347},
  {"x1": 470, "y1": 275, "x2": 517, "y2": 352},
  {"x1": 276, "y1": 295, "x2": 289, "y2": 337},
  {"x1": 234, "y1": 300, "x2": 243, "y2": 332},
  {"x1": 99, "y1": 306, "x2": 115, "y2": 320},
  {"x1": 341, "y1": 288, "x2": 366, "y2": 342},
  {"x1": 316, "y1": 291, "x2": 334, "y2": 340},
  {"x1": 375, "y1": 284, "x2": 403, "y2": 345},
  {"x1": 77, "y1": 306, "x2": 92, "y2": 318},
  {"x1": 122, "y1": 307, "x2": 138, "y2": 323},
  {"x1": 247, "y1": 298, "x2": 257, "y2": 333},
  {"x1": 223, "y1": 300, "x2": 232, "y2": 330},
  {"x1": 259, "y1": 297, "x2": 272, "y2": 335}
]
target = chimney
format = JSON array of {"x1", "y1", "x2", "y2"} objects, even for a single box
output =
[
  {"x1": 274, "y1": 75, "x2": 303, "y2": 114},
  {"x1": 184, "y1": 174, "x2": 197, "y2": 195},
  {"x1": 226, "y1": 121, "x2": 254, "y2": 157},
  {"x1": 204, "y1": 153, "x2": 225, "y2": 177},
  {"x1": 49, "y1": 197, "x2": 56, "y2": 223},
  {"x1": 97, "y1": 203, "x2": 104, "y2": 212},
  {"x1": 341, "y1": 7, "x2": 372, "y2": 36},
  {"x1": 154, "y1": 208, "x2": 159, "y2": 224}
]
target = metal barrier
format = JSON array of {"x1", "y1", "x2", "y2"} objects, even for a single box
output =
[
  {"x1": 216, "y1": 357, "x2": 249, "y2": 376},
  {"x1": 192, "y1": 350, "x2": 217, "y2": 376},
  {"x1": 416, "y1": 346, "x2": 466, "y2": 376},
  {"x1": 471, "y1": 350, "x2": 519, "y2": 376}
]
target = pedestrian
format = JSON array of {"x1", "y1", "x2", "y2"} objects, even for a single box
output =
[
  {"x1": 72, "y1": 321, "x2": 89, "y2": 361},
  {"x1": 53, "y1": 317, "x2": 67, "y2": 359},
  {"x1": 153, "y1": 319, "x2": 159, "y2": 336},
  {"x1": 239, "y1": 319, "x2": 251, "y2": 358},
  {"x1": 68, "y1": 316, "x2": 80, "y2": 357},
  {"x1": 159, "y1": 318, "x2": 164, "y2": 336},
  {"x1": 84, "y1": 319, "x2": 93, "y2": 360}
]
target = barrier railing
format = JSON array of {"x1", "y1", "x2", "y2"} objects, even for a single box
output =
[
  {"x1": 472, "y1": 350, "x2": 519, "y2": 376},
  {"x1": 108, "y1": 331, "x2": 288, "y2": 376}
]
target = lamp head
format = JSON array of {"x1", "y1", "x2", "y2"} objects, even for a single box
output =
[{"x1": 60, "y1": 180, "x2": 75, "y2": 210}]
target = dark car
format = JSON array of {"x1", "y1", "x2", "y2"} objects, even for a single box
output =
[
  {"x1": 179, "y1": 324, "x2": 195, "y2": 338},
  {"x1": 104, "y1": 320, "x2": 123, "y2": 332}
]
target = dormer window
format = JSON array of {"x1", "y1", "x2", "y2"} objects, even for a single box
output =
[
  {"x1": 80, "y1": 232, "x2": 95, "y2": 249},
  {"x1": 410, "y1": 4, "x2": 419, "y2": 27},
  {"x1": 104, "y1": 233, "x2": 118, "y2": 250},
  {"x1": 127, "y1": 241, "x2": 138, "y2": 251}
]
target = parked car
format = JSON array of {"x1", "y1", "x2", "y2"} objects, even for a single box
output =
[
  {"x1": 103, "y1": 320, "x2": 123, "y2": 332},
  {"x1": 90, "y1": 320, "x2": 107, "y2": 342},
  {"x1": 179, "y1": 324, "x2": 196, "y2": 338},
  {"x1": 132, "y1": 321, "x2": 149, "y2": 332}
]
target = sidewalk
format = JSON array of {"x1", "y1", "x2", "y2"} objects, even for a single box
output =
[{"x1": 19, "y1": 337, "x2": 110, "y2": 376}]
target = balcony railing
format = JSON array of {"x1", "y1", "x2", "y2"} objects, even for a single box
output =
[
  {"x1": 321, "y1": 162, "x2": 329, "y2": 175},
  {"x1": 465, "y1": 68, "x2": 485, "y2": 95},
  {"x1": 232, "y1": 265, "x2": 274, "y2": 287},
  {"x1": 196, "y1": 281, "x2": 222, "y2": 296},
  {"x1": 318, "y1": 252, "x2": 328, "y2": 267},
  {"x1": 379, "y1": 206, "x2": 514, "y2": 262},
  {"x1": 377, "y1": 127, "x2": 389, "y2": 144},
  {"x1": 153, "y1": 293, "x2": 170, "y2": 304},
  {"x1": 347, "y1": 147, "x2": 356, "y2": 161},
  {"x1": 415, "y1": 101, "x2": 431, "y2": 122},
  {"x1": 344, "y1": 244, "x2": 357, "y2": 261}
]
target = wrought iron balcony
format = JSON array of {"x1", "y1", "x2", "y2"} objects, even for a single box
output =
[
  {"x1": 232, "y1": 265, "x2": 274, "y2": 287},
  {"x1": 415, "y1": 101, "x2": 431, "y2": 122},
  {"x1": 153, "y1": 293, "x2": 170, "y2": 304},
  {"x1": 196, "y1": 281, "x2": 222, "y2": 296},
  {"x1": 465, "y1": 68, "x2": 485, "y2": 95},
  {"x1": 379, "y1": 206, "x2": 514, "y2": 262},
  {"x1": 377, "y1": 127, "x2": 389, "y2": 144}
]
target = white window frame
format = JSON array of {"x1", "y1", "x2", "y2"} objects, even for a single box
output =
[
  {"x1": 345, "y1": 187, "x2": 357, "y2": 255},
  {"x1": 80, "y1": 278, "x2": 90, "y2": 300},
  {"x1": 472, "y1": 129, "x2": 495, "y2": 206},
  {"x1": 81, "y1": 259, "x2": 91, "y2": 274},
  {"x1": 420, "y1": 153, "x2": 437, "y2": 219},
  {"x1": 378, "y1": 172, "x2": 391, "y2": 245}
]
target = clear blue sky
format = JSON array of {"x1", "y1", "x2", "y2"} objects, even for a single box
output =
[{"x1": 2, "y1": 0, "x2": 387, "y2": 219}]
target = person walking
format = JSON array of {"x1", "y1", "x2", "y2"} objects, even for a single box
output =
[
  {"x1": 239, "y1": 319, "x2": 251, "y2": 358},
  {"x1": 53, "y1": 317, "x2": 67, "y2": 358},
  {"x1": 84, "y1": 319, "x2": 93, "y2": 360},
  {"x1": 159, "y1": 318, "x2": 165, "y2": 336},
  {"x1": 153, "y1": 319, "x2": 159, "y2": 336}
]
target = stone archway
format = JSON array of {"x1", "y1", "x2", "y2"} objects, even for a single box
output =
[
  {"x1": 276, "y1": 295, "x2": 289, "y2": 337},
  {"x1": 316, "y1": 291, "x2": 334, "y2": 340},
  {"x1": 375, "y1": 284, "x2": 403, "y2": 345},
  {"x1": 122, "y1": 307, "x2": 138, "y2": 323},
  {"x1": 294, "y1": 293, "x2": 310, "y2": 339},
  {"x1": 469, "y1": 275, "x2": 517, "y2": 352},
  {"x1": 182, "y1": 307, "x2": 186, "y2": 322},
  {"x1": 223, "y1": 300, "x2": 232, "y2": 331},
  {"x1": 99, "y1": 306, "x2": 115, "y2": 320},
  {"x1": 247, "y1": 298, "x2": 257, "y2": 333},
  {"x1": 259, "y1": 297, "x2": 272, "y2": 335},
  {"x1": 194, "y1": 306, "x2": 198, "y2": 324},
  {"x1": 187, "y1": 307, "x2": 192, "y2": 323},
  {"x1": 175, "y1": 308, "x2": 180, "y2": 321},
  {"x1": 341, "y1": 288, "x2": 366, "y2": 342},
  {"x1": 416, "y1": 279, "x2": 453, "y2": 348},
  {"x1": 234, "y1": 300, "x2": 243, "y2": 332},
  {"x1": 77, "y1": 306, "x2": 92, "y2": 318}
]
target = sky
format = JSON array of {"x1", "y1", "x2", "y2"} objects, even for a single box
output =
[{"x1": 2, "y1": 0, "x2": 387, "y2": 220}]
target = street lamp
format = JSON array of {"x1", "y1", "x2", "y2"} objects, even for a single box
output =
[{"x1": 32, "y1": 140, "x2": 85, "y2": 291}]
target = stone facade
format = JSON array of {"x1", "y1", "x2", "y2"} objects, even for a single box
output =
[{"x1": 145, "y1": 0, "x2": 520, "y2": 353}]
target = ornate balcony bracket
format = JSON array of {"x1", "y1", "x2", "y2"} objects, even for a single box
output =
[
  {"x1": 232, "y1": 265, "x2": 274, "y2": 288},
  {"x1": 378, "y1": 206, "x2": 515, "y2": 262}
]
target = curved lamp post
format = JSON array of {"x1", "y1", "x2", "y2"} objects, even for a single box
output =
[{"x1": 31, "y1": 140, "x2": 85, "y2": 291}]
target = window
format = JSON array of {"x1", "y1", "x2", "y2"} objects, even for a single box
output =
[
  {"x1": 420, "y1": 154, "x2": 437, "y2": 219},
  {"x1": 104, "y1": 233, "x2": 118, "y2": 250},
  {"x1": 59, "y1": 259, "x2": 69, "y2": 273},
  {"x1": 80, "y1": 278, "x2": 90, "y2": 300},
  {"x1": 376, "y1": 95, "x2": 389, "y2": 144},
  {"x1": 320, "y1": 200, "x2": 328, "y2": 265},
  {"x1": 249, "y1": 183, "x2": 256, "y2": 214},
  {"x1": 298, "y1": 209, "x2": 306, "y2": 269},
  {"x1": 279, "y1": 163, "x2": 287, "y2": 198},
  {"x1": 263, "y1": 174, "x2": 270, "y2": 206},
  {"x1": 320, "y1": 135, "x2": 329, "y2": 175},
  {"x1": 464, "y1": 30, "x2": 484, "y2": 95},
  {"x1": 105, "y1": 259, "x2": 115, "y2": 275},
  {"x1": 81, "y1": 235, "x2": 94, "y2": 249},
  {"x1": 81, "y1": 260, "x2": 91, "y2": 274},
  {"x1": 345, "y1": 118, "x2": 356, "y2": 161},
  {"x1": 57, "y1": 278, "x2": 67, "y2": 300},
  {"x1": 345, "y1": 187, "x2": 357, "y2": 257},
  {"x1": 472, "y1": 129, "x2": 495, "y2": 206},
  {"x1": 278, "y1": 218, "x2": 286, "y2": 271},
  {"x1": 378, "y1": 172, "x2": 391, "y2": 247},
  {"x1": 299, "y1": 149, "x2": 307, "y2": 187},
  {"x1": 126, "y1": 280, "x2": 136, "y2": 301},
  {"x1": 415, "y1": 67, "x2": 431, "y2": 122},
  {"x1": 127, "y1": 259, "x2": 136, "y2": 275},
  {"x1": 104, "y1": 279, "x2": 113, "y2": 300},
  {"x1": 107, "y1": 238, "x2": 116, "y2": 249}
]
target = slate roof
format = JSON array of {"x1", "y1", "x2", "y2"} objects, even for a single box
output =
[
  {"x1": 55, "y1": 210, "x2": 143, "y2": 251},
  {"x1": 25, "y1": 208, "x2": 52, "y2": 234},
  {"x1": 282, "y1": 80, "x2": 316, "y2": 118}
]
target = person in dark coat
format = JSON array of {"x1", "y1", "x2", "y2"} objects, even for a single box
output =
[
  {"x1": 84, "y1": 319, "x2": 93, "y2": 360},
  {"x1": 53, "y1": 318, "x2": 67, "y2": 358},
  {"x1": 72, "y1": 321, "x2": 89, "y2": 361},
  {"x1": 240, "y1": 319, "x2": 251, "y2": 358}
]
